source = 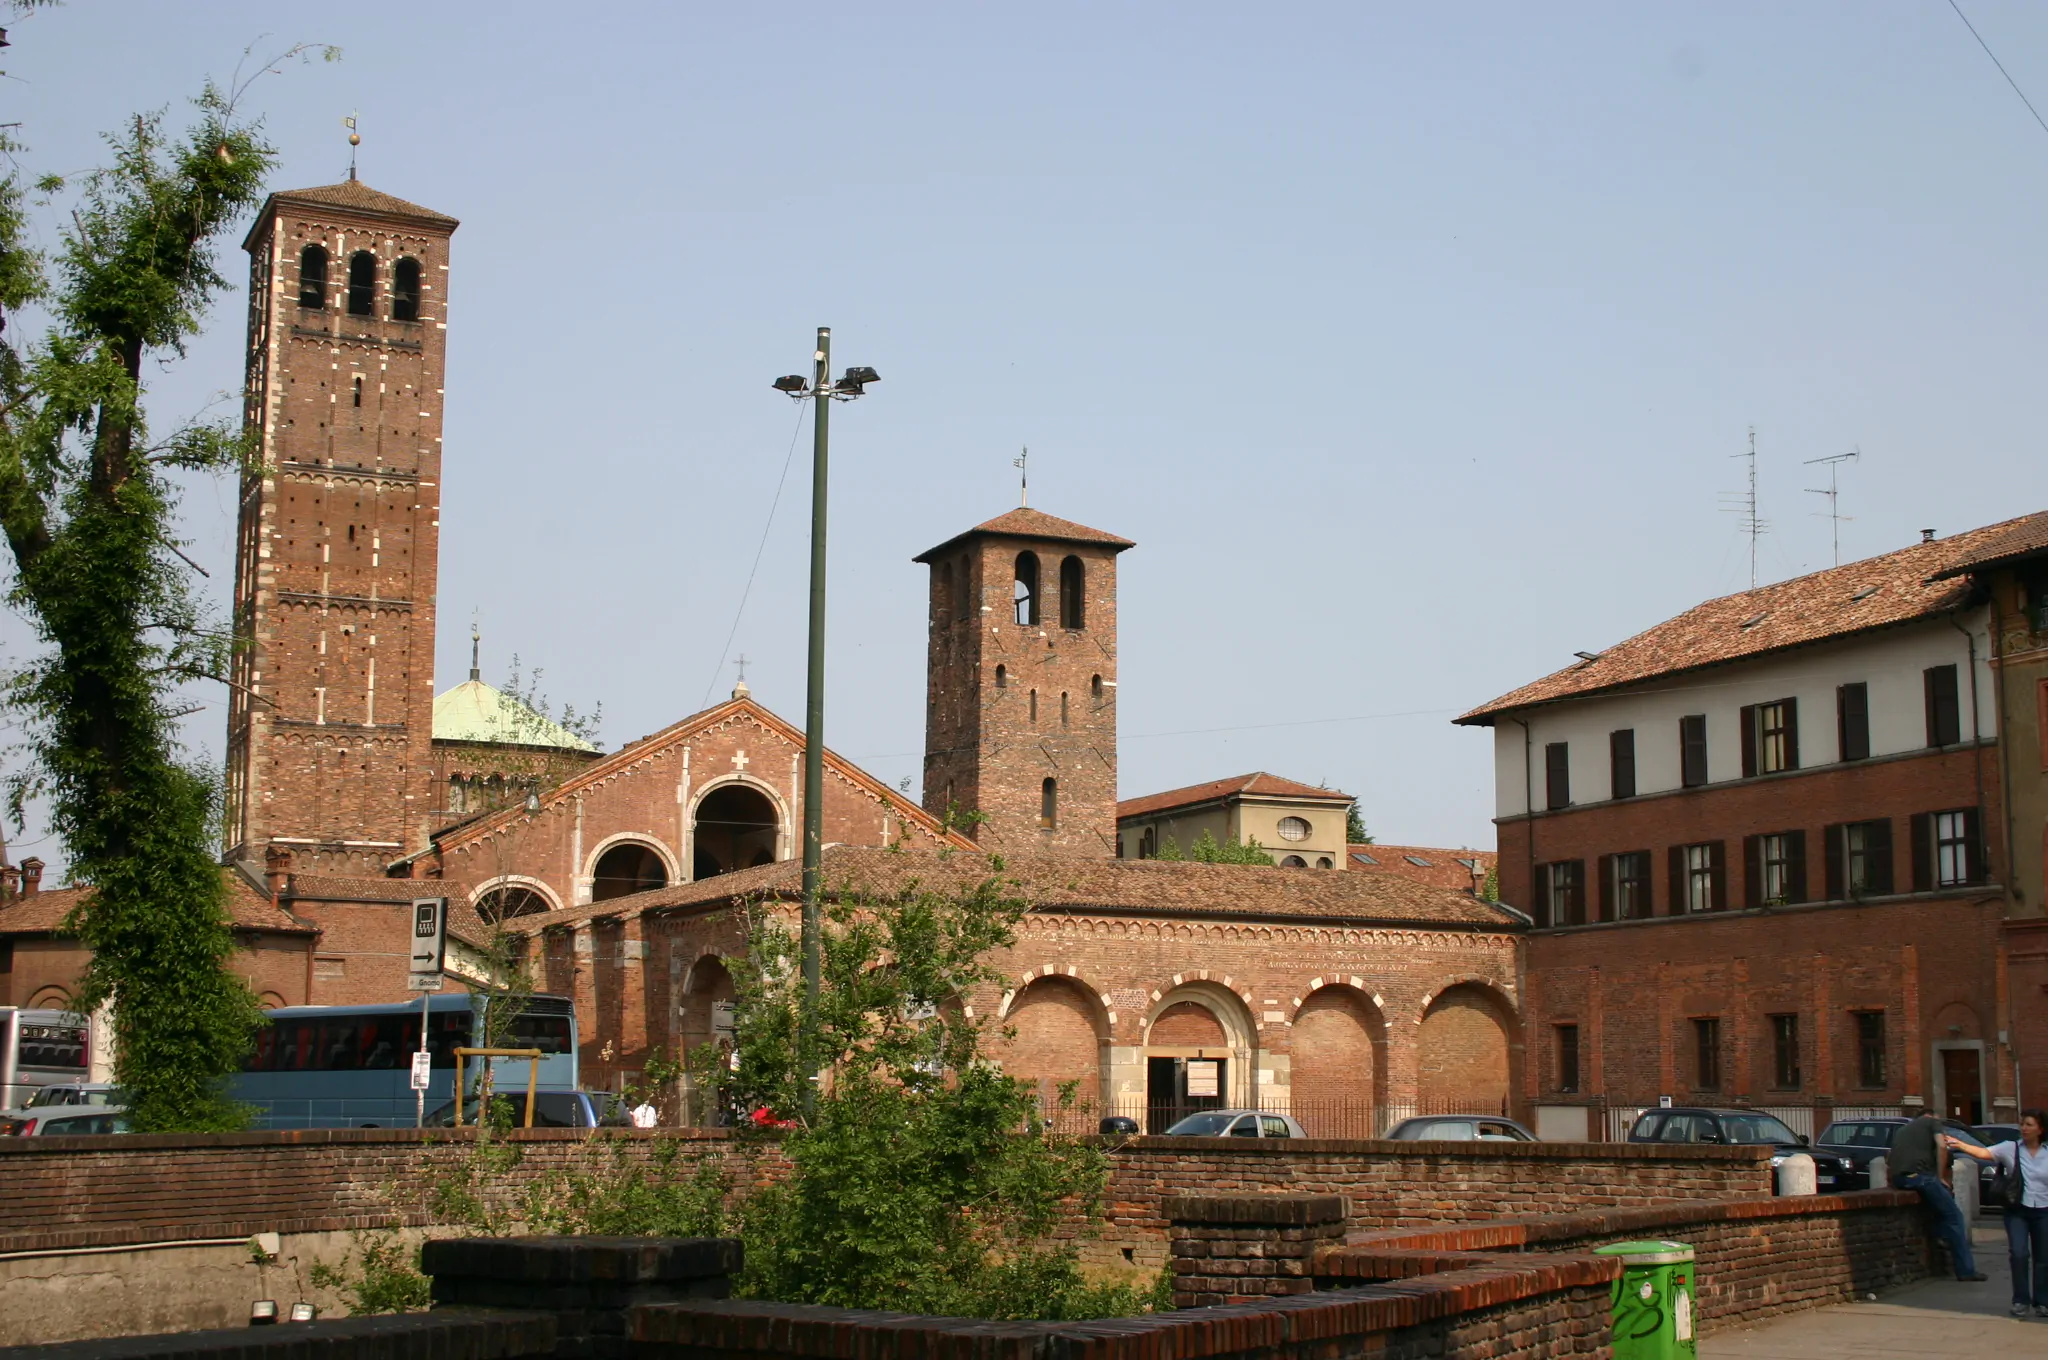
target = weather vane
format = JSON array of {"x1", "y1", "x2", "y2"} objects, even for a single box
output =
[
  {"x1": 343, "y1": 113, "x2": 360, "y2": 180},
  {"x1": 1014, "y1": 447, "x2": 1028, "y2": 507}
]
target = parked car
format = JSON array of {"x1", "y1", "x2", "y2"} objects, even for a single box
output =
[
  {"x1": 1976, "y1": 1123, "x2": 2021, "y2": 1149},
  {"x1": 421, "y1": 1088, "x2": 631, "y2": 1129},
  {"x1": 0, "y1": 1104, "x2": 132, "y2": 1136},
  {"x1": 1385, "y1": 1115, "x2": 1537, "y2": 1142},
  {"x1": 1627, "y1": 1107, "x2": 1853, "y2": 1193},
  {"x1": 1161, "y1": 1109, "x2": 1307, "y2": 1139},
  {"x1": 20, "y1": 1082, "x2": 124, "y2": 1109},
  {"x1": 1814, "y1": 1116, "x2": 1996, "y2": 1198}
]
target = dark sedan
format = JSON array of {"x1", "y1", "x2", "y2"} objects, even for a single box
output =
[
  {"x1": 1628, "y1": 1107, "x2": 1852, "y2": 1193},
  {"x1": 1814, "y1": 1117, "x2": 1994, "y2": 1197}
]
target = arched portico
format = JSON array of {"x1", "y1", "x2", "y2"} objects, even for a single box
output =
[
  {"x1": 689, "y1": 776, "x2": 788, "y2": 880},
  {"x1": 473, "y1": 874, "x2": 564, "y2": 922},
  {"x1": 1142, "y1": 981, "x2": 1257, "y2": 1131},
  {"x1": 1289, "y1": 984, "x2": 1388, "y2": 1137},
  {"x1": 1416, "y1": 980, "x2": 1519, "y2": 1114},
  {"x1": 585, "y1": 834, "x2": 676, "y2": 902},
  {"x1": 998, "y1": 973, "x2": 1110, "y2": 1109}
]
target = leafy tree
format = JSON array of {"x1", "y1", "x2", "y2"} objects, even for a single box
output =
[
  {"x1": 0, "y1": 55, "x2": 331, "y2": 1129},
  {"x1": 711, "y1": 863, "x2": 1161, "y2": 1318},
  {"x1": 1346, "y1": 800, "x2": 1371, "y2": 844},
  {"x1": 1481, "y1": 863, "x2": 1499, "y2": 902},
  {"x1": 1186, "y1": 829, "x2": 1275, "y2": 866}
]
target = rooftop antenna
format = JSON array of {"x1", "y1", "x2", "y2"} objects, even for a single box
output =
[
  {"x1": 1013, "y1": 447, "x2": 1028, "y2": 507},
  {"x1": 469, "y1": 612, "x2": 480, "y2": 681},
  {"x1": 1719, "y1": 427, "x2": 1769, "y2": 591},
  {"x1": 1803, "y1": 447, "x2": 1859, "y2": 567},
  {"x1": 343, "y1": 113, "x2": 359, "y2": 181}
]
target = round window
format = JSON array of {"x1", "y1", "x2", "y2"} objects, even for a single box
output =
[{"x1": 1277, "y1": 816, "x2": 1311, "y2": 842}]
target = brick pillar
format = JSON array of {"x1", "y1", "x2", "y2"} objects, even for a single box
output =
[
  {"x1": 424, "y1": 1236, "x2": 740, "y2": 1359},
  {"x1": 1382, "y1": 1018, "x2": 1420, "y2": 1113},
  {"x1": 1163, "y1": 1194, "x2": 1346, "y2": 1308}
]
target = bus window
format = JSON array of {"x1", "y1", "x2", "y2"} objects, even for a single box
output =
[
  {"x1": 427, "y1": 1010, "x2": 472, "y2": 1068},
  {"x1": 274, "y1": 1019, "x2": 320, "y2": 1072},
  {"x1": 319, "y1": 1019, "x2": 365, "y2": 1071},
  {"x1": 359, "y1": 1016, "x2": 413, "y2": 1070},
  {"x1": 246, "y1": 1026, "x2": 278, "y2": 1072},
  {"x1": 19, "y1": 1021, "x2": 87, "y2": 1070},
  {"x1": 503, "y1": 1012, "x2": 573, "y2": 1055}
]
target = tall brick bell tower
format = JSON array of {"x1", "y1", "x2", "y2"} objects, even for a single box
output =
[
  {"x1": 916, "y1": 508, "x2": 1134, "y2": 856},
  {"x1": 224, "y1": 179, "x2": 459, "y2": 874}
]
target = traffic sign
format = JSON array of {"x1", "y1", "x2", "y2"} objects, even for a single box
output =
[{"x1": 409, "y1": 897, "x2": 447, "y2": 991}]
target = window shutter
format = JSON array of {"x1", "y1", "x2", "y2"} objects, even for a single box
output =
[
  {"x1": 1787, "y1": 830, "x2": 1808, "y2": 903},
  {"x1": 1743, "y1": 835, "x2": 1763, "y2": 908},
  {"x1": 1924, "y1": 665, "x2": 1961, "y2": 747},
  {"x1": 1867, "y1": 818, "x2": 1894, "y2": 894},
  {"x1": 1598, "y1": 854, "x2": 1614, "y2": 921},
  {"x1": 1668, "y1": 846, "x2": 1685, "y2": 916},
  {"x1": 1568, "y1": 860, "x2": 1586, "y2": 925},
  {"x1": 1783, "y1": 698, "x2": 1799, "y2": 770},
  {"x1": 1910, "y1": 813, "x2": 1932, "y2": 893},
  {"x1": 1709, "y1": 840, "x2": 1728, "y2": 911},
  {"x1": 1838, "y1": 682, "x2": 1870, "y2": 761},
  {"x1": 1533, "y1": 864, "x2": 1551, "y2": 929},
  {"x1": 1824, "y1": 825, "x2": 1844, "y2": 901},
  {"x1": 1610, "y1": 729, "x2": 1636, "y2": 800},
  {"x1": 1963, "y1": 806, "x2": 1984, "y2": 884},
  {"x1": 1739, "y1": 705, "x2": 1758, "y2": 778}
]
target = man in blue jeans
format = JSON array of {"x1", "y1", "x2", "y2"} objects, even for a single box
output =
[{"x1": 1890, "y1": 1111, "x2": 1988, "y2": 1281}]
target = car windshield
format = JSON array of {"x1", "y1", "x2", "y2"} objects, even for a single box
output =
[
  {"x1": 24, "y1": 1086, "x2": 118, "y2": 1109},
  {"x1": 1717, "y1": 1114, "x2": 1800, "y2": 1145},
  {"x1": 1944, "y1": 1125, "x2": 1988, "y2": 1149},
  {"x1": 1164, "y1": 1112, "x2": 1240, "y2": 1136}
]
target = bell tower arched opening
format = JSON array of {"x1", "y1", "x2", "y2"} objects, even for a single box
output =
[{"x1": 693, "y1": 782, "x2": 781, "y2": 880}]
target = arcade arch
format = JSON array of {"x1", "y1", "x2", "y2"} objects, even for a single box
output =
[
  {"x1": 474, "y1": 875, "x2": 562, "y2": 923},
  {"x1": 588, "y1": 837, "x2": 673, "y2": 902},
  {"x1": 1000, "y1": 974, "x2": 1107, "y2": 1106},
  {"x1": 1417, "y1": 982, "x2": 1516, "y2": 1112},
  {"x1": 1289, "y1": 986, "x2": 1386, "y2": 1124},
  {"x1": 1143, "y1": 982, "x2": 1256, "y2": 1130},
  {"x1": 691, "y1": 780, "x2": 784, "y2": 880}
]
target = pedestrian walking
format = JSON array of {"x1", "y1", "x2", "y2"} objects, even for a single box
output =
[
  {"x1": 1954, "y1": 1108, "x2": 2048, "y2": 1319},
  {"x1": 1890, "y1": 1109, "x2": 1989, "y2": 1281}
]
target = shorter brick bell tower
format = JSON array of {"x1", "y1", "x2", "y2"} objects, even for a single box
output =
[{"x1": 916, "y1": 508, "x2": 1134, "y2": 856}]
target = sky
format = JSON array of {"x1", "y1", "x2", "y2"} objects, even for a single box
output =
[{"x1": 4, "y1": 2, "x2": 2046, "y2": 872}]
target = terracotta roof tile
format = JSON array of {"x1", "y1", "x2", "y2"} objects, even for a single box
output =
[
  {"x1": 1456, "y1": 513, "x2": 2046, "y2": 723},
  {"x1": 0, "y1": 874, "x2": 315, "y2": 936},
  {"x1": 504, "y1": 846, "x2": 1520, "y2": 935},
  {"x1": 1117, "y1": 772, "x2": 1353, "y2": 821},
  {"x1": 264, "y1": 179, "x2": 459, "y2": 228},
  {"x1": 1930, "y1": 509, "x2": 2048, "y2": 578},
  {"x1": 1348, "y1": 844, "x2": 1496, "y2": 892},
  {"x1": 914, "y1": 507, "x2": 1134, "y2": 563}
]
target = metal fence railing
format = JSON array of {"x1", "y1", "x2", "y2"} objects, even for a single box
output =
[{"x1": 1031, "y1": 1095, "x2": 1511, "y2": 1140}]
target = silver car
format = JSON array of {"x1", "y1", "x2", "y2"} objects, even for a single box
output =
[
  {"x1": 1385, "y1": 1115, "x2": 1537, "y2": 1142},
  {"x1": 0, "y1": 1104, "x2": 132, "y2": 1135},
  {"x1": 1161, "y1": 1109, "x2": 1308, "y2": 1139}
]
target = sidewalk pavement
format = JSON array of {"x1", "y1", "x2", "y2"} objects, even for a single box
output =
[{"x1": 1700, "y1": 1222, "x2": 2038, "y2": 1358}]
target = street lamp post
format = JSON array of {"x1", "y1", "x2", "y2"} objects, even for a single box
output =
[{"x1": 772, "y1": 330, "x2": 878, "y2": 1105}]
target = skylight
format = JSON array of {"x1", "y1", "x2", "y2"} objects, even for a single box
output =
[
  {"x1": 1739, "y1": 612, "x2": 1767, "y2": 629},
  {"x1": 1351, "y1": 852, "x2": 1378, "y2": 866},
  {"x1": 1404, "y1": 855, "x2": 1434, "y2": 867},
  {"x1": 1850, "y1": 585, "x2": 1880, "y2": 602}
]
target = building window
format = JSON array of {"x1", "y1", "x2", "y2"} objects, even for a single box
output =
[
  {"x1": 352, "y1": 374, "x2": 363, "y2": 408},
  {"x1": 1742, "y1": 698, "x2": 1798, "y2": 776},
  {"x1": 1013, "y1": 552, "x2": 1040, "y2": 626},
  {"x1": 392, "y1": 256, "x2": 421, "y2": 321},
  {"x1": 1556, "y1": 1024, "x2": 1581, "y2": 1093},
  {"x1": 346, "y1": 250, "x2": 376, "y2": 316},
  {"x1": 1609, "y1": 729, "x2": 1636, "y2": 799},
  {"x1": 298, "y1": 244, "x2": 328, "y2": 308},
  {"x1": 1540, "y1": 859, "x2": 1585, "y2": 927},
  {"x1": 1855, "y1": 1011, "x2": 1887, "y2": 1088},
  {"x1": 1671, "y1": 842, "x2": 1723, "y2": 913},
  {"x1": 1091, "y1": 673, "x2": 1103, "y2": 701},
  {"x1": 1744, "y1": 831, "x2": 1805, "y2": 907},
  {"x1": 1837, "y1": 682, "x2": 1870, "y2": 761},
  {"x1": 1544, "y1": 742, "x2": 1570, "y2": 810},
  {"x1": 1679, "y1": 714, "x2": 1708, "y2": 787},
  {"x1": 1029, "y1": 689, "x2": 1038, "y2": 723},
  {"x1": 1316, "y1": 856, "x2": 1333, "y2": 868},
  {"x1": 1058, "y1": 555, "x2": 1085, "y2": 630},
  {"x1": 1693, "y1": 1017, "x2": 1721, "y2": 1090},
  {"x1": 1604, "y1": 850, "x2": 1652, "y2": 920},
  {"x1": 1913, "y1": 808, "x2": 1982, "y2": 889},
  {"x1": 994, "y1": 664, "x2": 1006, "y2": 689},
  {"x1": 1060, "y1": 691, "x2": 1069, "y2": 727},
  {"x1": 1039, "y1": 777, "x2": 1057, "y2": 830},
  {"x1": 1826, "y1": 819, "x2": 1893, "y2": 899},
  {"x1": 1280, "y1": 854, "x2": 1308, "y2": 868},
  {"x1": 1139, "y1": 826, "x2": 1157, "y2": 859},
  {"x1": 1769, "y1": 1014, "x2": 1801, "y2": 1089},
  {"x1": 1924, "y1": 664, "x2": 1961, "y2": 747},
  {"x1": 1276, "y1": 816, "x2": 1311, "y2": 842}
]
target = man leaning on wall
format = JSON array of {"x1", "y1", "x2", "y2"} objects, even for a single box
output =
[{"x1": 1891, "y1": 1110, "x2": 1988, "y2": 1282}]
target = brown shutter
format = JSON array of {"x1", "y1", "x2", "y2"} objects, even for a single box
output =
[
  {"x1": 1964, "y1": 807, "x2": 1984, "y2": 883},
  {"x1": 1569, "y1": 860, "x2": 1587, "y2": 925},
  {"x1": 1910, "y1": 812, "x2": 1933, "y2": 893},
  {"x1": 1669, "y1": 846, "x2": 1685, "y2": 915},
  {"x1": 1533, "y1": 863, "x2": 1551, "y2": 928},
  {"x1": 1783, "y1": 698, "x2": 1800, "y2": 770},
  {"x1": 1598, "y1": 854, "x2": 1615, "y2": 922},
  {"x1": 1739, "y1": 705, "x2": 1758, "y2": 778},
  {"x1": 1709, "y1": 840, "x2": 1728, "y2": 911},
  {"x1": 1824, "y1": 824, "x2": 1844, "y2": 900},
  {"x1": 1787, "y1": 830, "x2": 1808, "y2": 903},
  {"x1": 1743, "y1": 835, "x2": 1763, "y2": 908},
  {"x1": 1867, "y1": 818, "x2": 1894, "y2": 894}
]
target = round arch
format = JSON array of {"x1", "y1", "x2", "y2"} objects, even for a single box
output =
[
  {"x1": 1142, "y1": 981, "x2": 1258, "y2": 1124},
  {"x1": 584, "y1": 833, "x2": 678, "y2": 902},
  {"x1": 1289, "y1": 984, "x2": 1387, "y2": 1130},
  {"x1": 471, "y1": 873, "x2": 565, "y2": 921},
  {"x1": 1417, "y1": 980, "x2": 1519, "y2": 1114},
  {"x1": 26, "y1": 986, "x2": 75, "y2": 1012},
  {"x1": 690, "y1": 775, "x2": 788, "y2": 880},
  {"x1": 1000, "y1": 974, "x2": 1110, "y2": 1106}
]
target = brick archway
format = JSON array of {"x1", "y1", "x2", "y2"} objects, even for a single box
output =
[
  {"x1": 1290, "y1": 985, "x2": 1386, "y2": 1134},
  {"x1": 1417, "y1": 981, "x2": 1516, "y2": 1113},
  {"x1": 999, "y1": 974, "x2": 1108, "y2": 1106}
]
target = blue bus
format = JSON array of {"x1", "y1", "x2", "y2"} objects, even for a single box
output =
[{"x1": 231, "y1": 992, "x2": 578, "y2": 1129}]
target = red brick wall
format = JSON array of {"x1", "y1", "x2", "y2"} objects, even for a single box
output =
[
  {"x1": 1417, "y1": 985, "x2": 1513, "y2": 1109},
  {"x1": 1149, "y1": 1001, "x2": 1226, "y2": 1047},
  {"x1": 997, "y1": 976, "x2": 1105, "y2": 1101},
  {"x1": 1291, "y1": 987, "x2": 1380, "y2": 1108}
]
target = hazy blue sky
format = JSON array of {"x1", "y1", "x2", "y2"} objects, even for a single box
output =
[{"x1": 5, "y1": 2, "x2": 2046, "y2": 871}]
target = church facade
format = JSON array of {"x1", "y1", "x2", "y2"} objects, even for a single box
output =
[{"x1": 3, "y1": 176, "x2": 1525, "y2": 1132}]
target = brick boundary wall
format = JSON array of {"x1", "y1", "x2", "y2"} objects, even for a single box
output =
[
  {"x1": 0, "y1": 1130, "x2": 1770, "y2": 1260},
  {"x1": 0, "y1": 1310, "x2": 557, "y2": 1360},
  {"x1": 1163, "y1": 1194, "x2": 1348, "y2": 1306}
]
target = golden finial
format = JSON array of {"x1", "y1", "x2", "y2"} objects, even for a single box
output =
[{"x1": 343, "y1": 113, "x2": 360, "y2": 180}]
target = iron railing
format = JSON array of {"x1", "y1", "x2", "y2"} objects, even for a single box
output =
[{"x1": 1031, "y1": 1095, "x2": 1510, "y2": 1140}]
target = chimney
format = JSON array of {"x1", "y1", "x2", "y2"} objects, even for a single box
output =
[
  {"x1": 264, "y1": 846, "x2": 293, "y2": 900},
  {"x1": 19, "y1": 857, "x2": 43, "y2": 897},
  {"x1": 1920, "y1": 528, "x2": 1936, "y2": 544}
]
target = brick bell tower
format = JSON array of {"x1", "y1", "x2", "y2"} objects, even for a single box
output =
[
  {"x1": 916, "y1": 508, "x2": 1135, "y2": 856},
  {"x1": 224, "y1": 178, "x2": 459, "y2": 874}
]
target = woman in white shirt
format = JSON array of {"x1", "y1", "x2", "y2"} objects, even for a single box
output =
[{"x1": 1987, "y1": 1109, "x2": 2048, "y2": 1319}]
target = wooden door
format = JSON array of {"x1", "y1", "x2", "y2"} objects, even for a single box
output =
[{"x1": 1941, "y1": 1049, "x2": 1982, "y2": 1124}]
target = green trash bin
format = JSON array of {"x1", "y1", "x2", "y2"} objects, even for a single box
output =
[{"x1": 1594, "y1": 1239, "x2": 1697, "y2": 1360}]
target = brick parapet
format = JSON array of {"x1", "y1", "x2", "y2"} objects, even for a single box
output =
[{"x1": 1166, "y1": 1194, "x2": 1349, "y2": 1307}]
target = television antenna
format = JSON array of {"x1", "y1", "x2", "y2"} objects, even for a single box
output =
[
  {"x1": 1720, "y1": 427, "x2": 1769, "y2": 591},
  {"x1": 1803, "y1": 447, "x2": 1859, "y2": 567},
  {"x1": 1013, "y1": 447, "x2": 1028, "y2": 507}
]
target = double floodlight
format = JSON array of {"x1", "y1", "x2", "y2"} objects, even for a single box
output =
[{"x1": 770, "y1": 366, "x2": 880, "y2": 402}]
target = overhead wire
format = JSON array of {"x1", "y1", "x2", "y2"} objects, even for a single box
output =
[
  {"x1": 1947, "y1": 0, "x2": 2048, "y2": 140},
  {"x1": 698, "y1": 400, "x2": 809, "y2": 710}
]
